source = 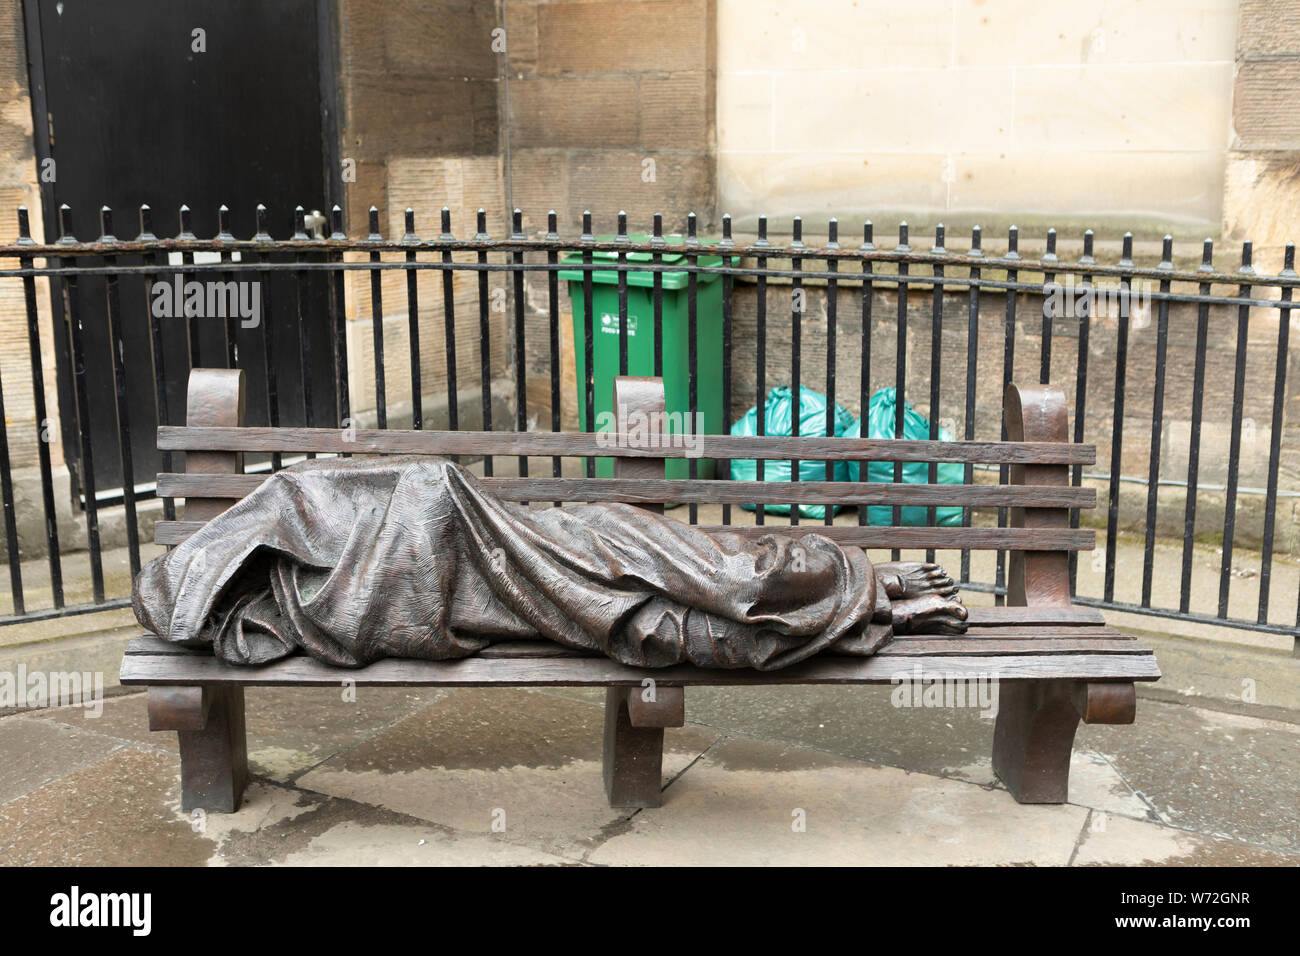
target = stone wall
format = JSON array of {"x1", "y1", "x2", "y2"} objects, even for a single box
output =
[
  {"x1": 716, "y1": 0, "x2": 1239, "y2": 240},
  {"x1": 505, "y1": 0, "x2": 717, "y2": 236},
  {"x1": 335, "y1": 0, "x2": 509, "y2": 429},
  {"x1": 1224, "y1": 0, "x2": 1300, "y2": 267}
]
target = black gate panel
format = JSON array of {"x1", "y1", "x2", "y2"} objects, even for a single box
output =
[{"x1": 31, "y1": 0, "x2": 336, "y2": 497}]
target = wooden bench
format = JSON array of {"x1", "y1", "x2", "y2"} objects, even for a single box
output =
[{"x1": 121, "y1": 368, "x2": 1159, "y2": 813}]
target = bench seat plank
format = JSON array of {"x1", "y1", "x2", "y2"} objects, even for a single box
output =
[
  {"x1": 963, "y1": 606, "x2": 1105, "y2": 626},
  {"x1": 899, "y1": 625, "x2": 1127, "y2": 638},
  {"x1": 881, "y1": 638, "x2": 1147, "y2": 655},
  {"x1": 119, "y1": 649, "x2": 1159, "y2": 686}
]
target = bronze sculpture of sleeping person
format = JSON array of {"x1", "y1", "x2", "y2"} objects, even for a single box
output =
[{"x1": 133, "y1": 456, "x2": 967, "y2": 671}]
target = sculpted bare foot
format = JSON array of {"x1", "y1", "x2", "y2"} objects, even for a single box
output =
[
  {"x1": 876, "y1": 562, "x2": 958, "y2": 601},
  {"x1": 891, "y1": 591, "x2": 969, "y2": 634}
]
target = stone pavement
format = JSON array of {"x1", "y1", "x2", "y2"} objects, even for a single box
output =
[{"x1": 0, "y1": 677, "x2": 1296, "y2": 866}]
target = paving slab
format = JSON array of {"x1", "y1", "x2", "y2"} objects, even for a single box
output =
[
  {"x1": 296, "y1": 687, "x2": 721, "y2": 860},
  {"x1": 1077, "y1": 699, "x2": 1300, "y2": 852},
  {"x1": 0, "y1": 747, "x2": 215, "y2": 866},
  {"x1": 29, "y1": 687, "x2": 448, "y2": 782},
  {"x1": 1072, "y1": 811, "x2": 1300, "y2": 866},
  {"x1": 205, "y1": 780, "x2": 574, "y2": 866},
  {"x1": 617, "y1": 683, "x2": 1003, "y2": 786},
  {"x1": 614, "y1": 682, "x2": 1142, "y2": 805},
  {"x1": 0, "y1": 648, "x2": 1292, "y2": 866},
  {"x1": 0, "y1": 734, "x2": 576, "y2": 868},
  {"x1": 1066, "y1": 750, "x2": 1157, "y2": 821},
  {"x1": 576, "y1": 684, "x2": 1292, "y2": 853},
  {"x1": 241, "y1": 686, "x2": 449, "y2": 783},
  {"x1": 0, "y1": 716, "x2": 125, "y2": 805},
  {"x1": 1132, "y1": 633, "x2": 1300, "y2": 720},
  {"x1": 270, "y1": 819, "x2": 579, "y2": 866},
  {"x1": 22, "y1": 690, "x2": 179, "y2": 755},
  {"x1": 589, "y1": 735, "x2": 1089, "y2": 866}
]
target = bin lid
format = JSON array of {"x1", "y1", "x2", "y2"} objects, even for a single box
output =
[{"x1": 558, "y1": 234, "x2": 734, "y2": 289}]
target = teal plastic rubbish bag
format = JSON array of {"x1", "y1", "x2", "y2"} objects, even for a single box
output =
[
  {"x1": 846, "y1": 387, "x2": 964, "y2": 527},
  {"x1": 730, "y1": 385, "x2": 857, "y2": 519}
]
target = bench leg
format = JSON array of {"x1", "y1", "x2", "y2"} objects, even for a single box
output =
[
  {"x1": 992, "y1": 679, "x2": 1080, "y2": 804},
  {"x1": 179, "y1": 686, "x2": 248, "y2": 813},
  {"x1": 149, "y1": 685, "x2": 248, "y2": 813},
  {"x1": 602, "y1": 685, "x2": 685, "y2": 808},
  {"x1": 992, "y1": 679, "x2": 1138, "y2": 804}
]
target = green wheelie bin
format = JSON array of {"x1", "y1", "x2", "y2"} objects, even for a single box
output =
[{"x1": 559, "y1": 236, "x2": 731, "y2": 479}]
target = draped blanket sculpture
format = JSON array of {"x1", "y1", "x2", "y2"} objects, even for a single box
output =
[{"x1": 133, "y1": 457, "x2": 967, "y2": 671}]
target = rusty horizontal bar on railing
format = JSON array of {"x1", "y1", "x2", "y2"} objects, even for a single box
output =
[
  {"x1": 0, "y1": 261, "x2": 1290, "y2": 314},
  {"x1": 0, "y1": 236, "x2": 1291, "y2": 288}
]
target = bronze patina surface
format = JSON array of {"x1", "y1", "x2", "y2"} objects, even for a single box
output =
[{"x1": 133, "y1": 456, "x2": 965, "y2": 670}]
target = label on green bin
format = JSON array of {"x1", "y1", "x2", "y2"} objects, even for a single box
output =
[{"x1": 599, "y1": 313, "x2": 638, "y2": 335}]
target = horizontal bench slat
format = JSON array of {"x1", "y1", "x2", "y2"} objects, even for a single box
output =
[
  {"x1": 881, "y1": 638, "x2": 1146, "y2": 656},
  {"x1": 962, "y1": 606, "x2": 1106, "y2": 627},
  {"x1": 157, "y1": 426, "x2": 1096, "y2": 465},
  {"x1": 155, "y1": 473, "x2": 1097, "y2": 509},
  {"x1": 120, "y1": 649, "x2": 1159, "y2": 686},
  {"x1": 154, "y1": 520, "x2": 1095, "y2": 550},
  {"x1": 447, "y1": 629, "x2": 1140, "y2": 654},
  {"x1": 121, "y1": 637, "x2": 1146, "y2": 663},
  {"x1": 901, "y1": 626, "x2": 1127, "y2": 639}
]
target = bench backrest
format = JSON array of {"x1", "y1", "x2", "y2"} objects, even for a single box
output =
[{"x1": 153, "y1": 369, "x2": 1096, "y2": 556}]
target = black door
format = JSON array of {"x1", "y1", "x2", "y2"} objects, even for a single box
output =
[{"x1": 28, "y1": 0, "x2": 337, "y2": 500}]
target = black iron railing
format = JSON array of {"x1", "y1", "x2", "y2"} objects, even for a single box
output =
[{"x1": 0, "y1": 202, "x2": 1297, "y2": 655}]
